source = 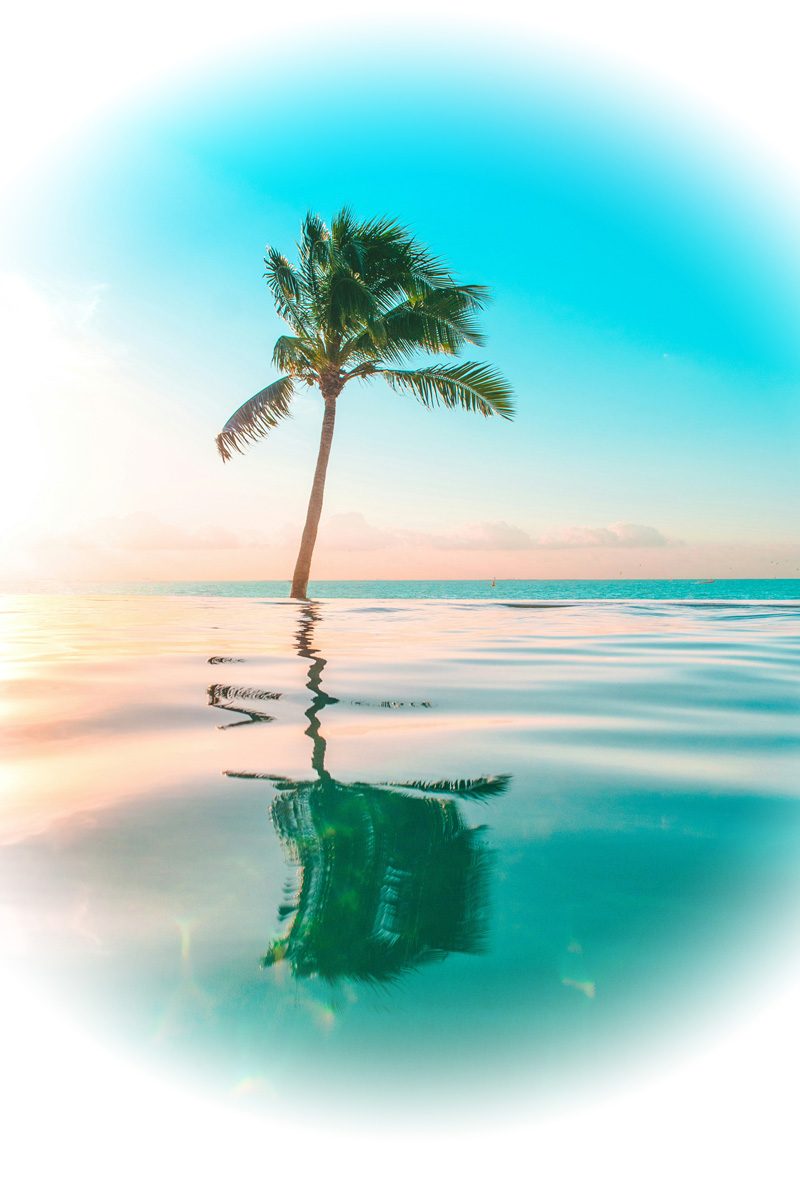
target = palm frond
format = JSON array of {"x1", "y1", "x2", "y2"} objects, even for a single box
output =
[
  {"x1": 335, "y1": 330, "x2": 379, "y2": 366},
  {"x1": 379, "y1": 300, "x2": 484, "y2": 355},
  {"x1": 208, "y1": 685, "x2": 282, "y2": 703},
  {"x1": 367, "y1": 335, "x2": 433, "y2": 367},
  {"x1": 381, "y1": 362, "x2": 515, "y2": 419},
  {"x1": 338, "y1": 316, "x2": 474, "y2": 369},
  {"x1": 414, "y1": 284, "x2": 491, "y2": 325},
  {"x1": 331, "y1": 206, "x2": 368, "y2": 276},
  {"x1": 215, "y1": 376, "x2": 295, "y2": 461},
  {"x1": 377, "y1": 775, "x2": 512, "y2": 802},
  {"x1": 326, "y1": 271, "x2": 380, "y2": 334},
  {"x1": 335, "y1": 216, "x2": 454, "y2": 301},
  {"x1": 291, "y1": 213, "x2": 328, "y2": 330},
  {"x1": 404, "y1": 243, "x2": 457, "y2": 291},
  {"x1": 300, "y1": 212, "x2": 330, "y2": 263},
  {"x1": 223, "y1": 771, "x2": 293, "y2": 782},
  {"x1": 418, "y1": 282, "x2": 491, "y2": 311},
  {"x1": 272, "y1": 334, "x2": 319, "y2": 375},
  {"x1": 208, "y1": 683, "x2": 280, "y2": 728},
  {"x1": 335, "y1": 282, "x2": 491, "y2": 367},
  {"x1": 358, "y1": 214, "x2": 411, "y2": 245},
  {"x1": 342, "y1": 362, "x2": 378, "y2": 380},
  {"x1": 331, "y1": 205, "x2": 359, "y2": 239},
  {"x1": 263, "y1": 248, "x2": 309, "y2": 334}
]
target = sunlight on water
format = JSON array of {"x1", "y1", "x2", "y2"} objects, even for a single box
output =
[{"x1": 1, "y1": 594, "x2": 799, "y2": 1123}]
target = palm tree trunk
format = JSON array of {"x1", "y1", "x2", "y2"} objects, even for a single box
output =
[{"x1": 290, "y1": 385, "x2": 339, "y2": 600}]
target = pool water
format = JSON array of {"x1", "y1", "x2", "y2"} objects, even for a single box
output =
[{"x1": 2, "y1": 595, "x2": 799, "y2": 1124}]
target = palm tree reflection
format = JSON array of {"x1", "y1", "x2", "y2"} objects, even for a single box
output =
[{"x1": 226, "y1": 604, "x2": 509, "y2": 985}]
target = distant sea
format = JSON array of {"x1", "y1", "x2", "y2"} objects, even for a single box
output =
[{"x1": 5, "y1": 578, "x2": 800, "y2": 601}]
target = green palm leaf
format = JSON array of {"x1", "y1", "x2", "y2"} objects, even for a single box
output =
[
  {"x1": 326, "y1": 271, "x2": 380, "y2": 334},
  {"x1": 379, "y1": 300, "x2": 484, "y2": 356},
  {"x1": 215, "y1": 376, "x2": 295, "y2": 461},
  {"x1": 381, "y1": 362, "x2": 515, "y2": 418},
  {"x1": 272, "y1": 335, "x2": 319, "y2": 376},
  {"x1": 263, "y1": 249, "x2": 309, "y2": 335},
  {"x1": 300, "y1": 211, "x2": 330, "y2": 265}
]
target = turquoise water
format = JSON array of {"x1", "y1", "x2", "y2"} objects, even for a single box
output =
[
  {"x1": 1, "y1": 594, "x2": 799, "y2": 1125},
  {"x1": 8, "y1": 578, "x2": 800, "y2": 600}
]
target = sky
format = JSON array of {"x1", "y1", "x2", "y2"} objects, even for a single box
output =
[{"x1": 1, "y1": 6, "x2": 799, "y2": 580}]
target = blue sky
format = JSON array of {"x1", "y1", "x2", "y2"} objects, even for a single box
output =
[{"x1": 1, "y1": 31, "x2": 798, "y2": 577}]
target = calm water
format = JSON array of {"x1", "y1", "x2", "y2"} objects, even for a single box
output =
[
  {"x1": 2, "y1": 594, "x2": 799, "y2": 1124},
  {"x1": 8, "y1": 578, "x2": 800, "y2": 600}
]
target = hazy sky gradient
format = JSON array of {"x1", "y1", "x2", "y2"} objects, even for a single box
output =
[{"x1": 1, "y1": 29, "x2": 798, "y2": 579}]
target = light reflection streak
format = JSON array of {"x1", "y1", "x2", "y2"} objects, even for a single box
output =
[
  {"x1": 152, "y1": 918, "x2": 215, "y2": 1045},
  {"x1": 562, "y1": 978, "x2": 596, "y2": 999}
]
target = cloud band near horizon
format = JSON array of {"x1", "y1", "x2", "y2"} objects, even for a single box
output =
[{"x1": 4, "y1": 509, "x2": 797, "y2": 583}]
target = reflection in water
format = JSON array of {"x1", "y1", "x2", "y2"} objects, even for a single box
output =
[
  {"x1": 226, "y1": 604, "x2": 509, "y2": 984},
  {"x1": 207, "y1": 683, "x2": 282, "y2": 729}
]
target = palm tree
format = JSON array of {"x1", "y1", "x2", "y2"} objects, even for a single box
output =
[{"x1": 215, "y1": 208, "x2": 514, "y2": 600}]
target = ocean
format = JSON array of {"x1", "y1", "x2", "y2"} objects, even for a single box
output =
[{"x1": 6, "y1": 577, "x2": 800, "y2": 600}]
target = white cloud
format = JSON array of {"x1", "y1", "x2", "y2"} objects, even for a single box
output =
[
  {"x1": 536, "y1": 521, "x2": 670, "y2": 549},
  {"x1": 315, "y1": 514, "x2": 532, "y2": 553},
  {"x1": 314, "y1": 514, "x2": 672, "y2": 553},
  {"x1": 425, "y1": 521, "x2": 534, "y2": 551},
  {"x1": 14, "y1": 511, "x2": 677, "y2": 580},
  {"x1": 318, "y1": 512, "x2": 399, "y2": 551},
  {"x1": 317, "y1": 513, "x2": 676, "y2": 553},
  {"x1": 87, "y1": 512, "x2": 242, "y2": 551},
  {"x1": 32, "y1": 512, "x2": 243, "y2": 557}
]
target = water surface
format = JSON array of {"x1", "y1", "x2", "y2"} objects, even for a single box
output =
[
  {"x1": 2, "y1": 595, "x2": 799, "y2": 1124},
  {"x1": 8, "y1": 578, "x2": 800, "y2": 600}
]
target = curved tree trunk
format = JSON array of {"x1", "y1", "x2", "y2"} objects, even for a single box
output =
[{"x1": 290, "y1": 377, "x2": 341, "y2": 600}]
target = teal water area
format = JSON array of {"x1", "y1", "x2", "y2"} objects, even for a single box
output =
[
  {"x1": 1, "y1": 595, "x2": 799, "y2": 1125},
  {"x1": 8, "y1": 578, "x2": 800, "y2": 600}
]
